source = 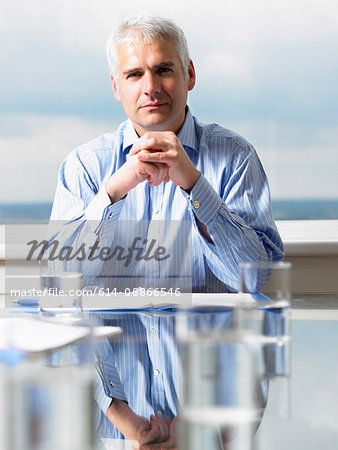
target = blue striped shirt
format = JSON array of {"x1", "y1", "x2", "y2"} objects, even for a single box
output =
[
  {"x1": 50, "y1": 106, "x2": 284, "y2": 437},
  {"x1": 51, "y1": 107, "x2": 283, "y2": 291}
]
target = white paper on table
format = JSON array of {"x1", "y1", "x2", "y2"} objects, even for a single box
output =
[
  {"x1": 0, "y1": 317, "x2": 122, "y2": 353},
  {"x1": 81, "y1": 292, "x2": 255, "y2": 310},
  {"x1": 93, "y1": 326, "x2": 122, "y2": 340},
  {"x1": 192, "y1": 293, "x2": 255, "y2": 307},
  {"x1": 0, "y1": 317, "x2": 89, "y2": 353}
]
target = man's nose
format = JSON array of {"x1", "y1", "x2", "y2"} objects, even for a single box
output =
[{"x1": 143, "y1": 72, "x2": 160, "y2": 95}]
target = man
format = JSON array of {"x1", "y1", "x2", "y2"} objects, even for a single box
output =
[{"x1": 50, "y1": 12, "x2": 284, "y2": 448}]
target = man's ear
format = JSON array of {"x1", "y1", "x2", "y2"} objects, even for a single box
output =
[
  {"x1": 187, "y1": 60, "x2": 196, "y2": 92},
  {"x1": 111, "y1": 75, "x2": 121, "y2": 102}
]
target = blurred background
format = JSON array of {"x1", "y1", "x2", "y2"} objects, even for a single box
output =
[{"x1": 1, "y1": 0, "x2": 338, "y2": 222}]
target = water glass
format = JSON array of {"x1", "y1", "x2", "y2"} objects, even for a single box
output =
[
  {"x1": 239, "y1": 262, "x2": 292, "y2": 420},
  {"x1": 177, "y1": 306, "x2": 260, "y2": 450},
  {"x1": 39, "y1": 258, "x2": 83, "y2": 309}
]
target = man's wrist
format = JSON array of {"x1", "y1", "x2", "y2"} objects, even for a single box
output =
[
  {"x1": 105, "y1": 177, "x2": 127, "y2": 204},
  {"x1": 107, "y1": 398, "x2": 128, "y2": 422},
  {"x1": 107, "y1": 398, "x2": 151, "y2": 442},
  {"x1": 182, "y1": 169, "x2": 201, "y2": 193}
]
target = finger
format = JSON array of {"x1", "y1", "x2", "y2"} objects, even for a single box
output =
[
  {"x1": 130, "y1": 135, "x2": 172, "y2": 155},
  {"x1": 153, "y1": 167, "x2": 169, "y2": 186},
  {"x1": 140, "y1": 416, "x2": 169, "y2": 445},
  {"x1": 152, "y1": 162, "x2": 168, "y2": 182},
  {"x1": 158, "y1": 416, "x2": 170, "y2": 440},
  {"x1": 138, "y1": 161, "x2": 162, "y2": 183},
  {"x1": 131, "y1": 136, "x2": 158, "y2": 155},
  {"x1": 139, "y1": 426, "x2": 162, "y2": 446},
  {"x1": 138, "y1": 150, "x2": 175, "y2": 164},
  {"x1": 140, "y1": 443, "x2": 175, "y2": 450},
  {"x1": 150, "y1": 414, "x2": 170, "y2": 441},
  {"x1": 143, "y1": 162, "x2": 168, "y2": 186}
]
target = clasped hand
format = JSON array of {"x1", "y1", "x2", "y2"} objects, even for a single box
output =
[
  {"x1": 130, "y1": 131, "x2": 200, "y2": 192},
  {"x1": 107, "y1": 398, "x2": 177, "y2": 449},
  {"x1": 105, "y1": 131, "x2": 200, "y2": 203},
  {"x1": 133, "y1": 414, "x2": 178, "y2": 450}
]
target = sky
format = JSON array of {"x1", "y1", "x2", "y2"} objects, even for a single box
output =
[{"x1": 1, "y1": 0, "x2": 338, "y2": 202}]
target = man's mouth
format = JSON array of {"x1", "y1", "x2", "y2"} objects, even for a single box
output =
[{"x1": 141, "y1": 102, "x2": 167, "y2": 109}]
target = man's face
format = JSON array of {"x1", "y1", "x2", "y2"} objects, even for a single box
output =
[{"x1": 112, "y1": 38, "x2": 195, "y2": 136}]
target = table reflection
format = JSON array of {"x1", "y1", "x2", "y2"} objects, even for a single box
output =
[{"x1": 93, "y1": 302, "x2": 289, "y2": 450}]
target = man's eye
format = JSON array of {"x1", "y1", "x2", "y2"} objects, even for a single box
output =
[
  {"x1": 128, "y1": 72, "x2": 141, "y2": 79},
  {"x1": 158, "y1": 67, "x2": 171, "y2": 74}
]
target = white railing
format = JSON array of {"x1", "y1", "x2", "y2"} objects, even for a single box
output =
[{"x1": 1, "y1": 221, "x2": 338, "y2": 294}]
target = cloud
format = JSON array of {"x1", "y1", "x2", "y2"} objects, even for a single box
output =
[
  {"x1": 1, "y1": 113, "x2": 336, "y2": 202},
  {"x1": 1, "y1": 0, "x2": 338, "y2": 201},
  {"x1": 198, "y1": 50, "x2": 253, "y2": 85},
  {"x1": 224, "y1": 120, "x2": 338, "y2": 199},
  {"x1": 0, "y1": 114, "x2": 116, "y2": 202},
  {"x1": 2, "y1": 0, "x2": 338, "y2": 124},
  {"x1": 260, "y1": 145, "x2": 338, "y2": 199}
]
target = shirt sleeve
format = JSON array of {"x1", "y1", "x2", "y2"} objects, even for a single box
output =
[
  {"x1": 94, "y1": 340, "x2": 128, "y2": 414},
  {"x1": 47, "y1": 148, "x2": 127, "y2": 274},
  {"x1": 48, "y1": 151, "x2": 129, "y2": 417},
  {"x1": 50, "y1": 150, "x2": 125, "y2": 225},
  {"x1": 181, "y1": 146, "x2": 284, "y2": 291}
]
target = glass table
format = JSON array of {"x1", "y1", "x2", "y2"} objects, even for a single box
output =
[
  {"x1": 2, "y1": 294, "x2": 338, "y2": 449},
  {"x1": 95, "y1": 294, "x2": 338, "y2": 449},
  {"x1": 256, "y1": 294, "x2": 338, "y2": 449}
]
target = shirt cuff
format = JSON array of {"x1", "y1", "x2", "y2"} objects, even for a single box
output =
[
  {"x1": 94, "y1": 374, "x2": 128, "y2": 415},
  {"x1": 103, "y1": 197, "x2": 126, "y2": 221},
  {"x1": 84, "y1": 187, "x2": 127, "y2": 237},
  {"x1": 95, "y1": 355, "x2": 128, "y2": 414},
  {"x1": 94, "y1": 379, "x2": 114, "y2": 415},
  {"x1": 182, "y1": 173, "x2": 223, "y2": 224},
  {"x1": 84, "y1": 186, "x2": 112, "y2": 221}
]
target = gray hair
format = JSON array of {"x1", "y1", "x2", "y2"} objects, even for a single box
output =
[{"x1": 106, "y1": 12, "x2": 191, "y2": 81}]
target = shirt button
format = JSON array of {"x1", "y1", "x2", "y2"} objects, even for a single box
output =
[
  {"x1": 109, "y1": 380, "x2": 114, "y2": 388},
  {"x1": 108, "y1": 213, "x2": 113, "y2": 218},
  {"x1": 154, "y1": 207, "x2": 159, "y2": 214},
  {"x1": 156, "y1": 411, "x2": 162, "y2": 416},
  {"x1": 154, "y1": 369, "x2": 160, "y2": 377},
  {"x1": 151, "y1": 327, "x2": 157, "y2": 335},
  {"x1": 193, "y1": 200, "x2": 200, "y2": 209}
]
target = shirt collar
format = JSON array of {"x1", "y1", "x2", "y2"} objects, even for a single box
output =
[
  {"x1": 122, "y1": 106, "x2": 198, "y2": 154},
  {"x1": 177, "y1": 106, "x2": 198, "y2": 152}
]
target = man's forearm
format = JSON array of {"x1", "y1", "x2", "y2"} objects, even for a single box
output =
[
  {"x1": 106, "y1": 398, "x2": 135, "y2": 436},
  {"x1": 106, "y1": 398, "x2": 169, "y2": 445}
]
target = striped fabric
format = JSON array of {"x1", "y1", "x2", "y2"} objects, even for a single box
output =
[
  {"x1": 94, "y1": 311, "x2": 181, "y2": 438},
  {"x1": 49, "y1": 106, "x2": 284, "y2": 438},
  {"x1": 50, "y1": 107, "x2": 284, "y2": 292}
]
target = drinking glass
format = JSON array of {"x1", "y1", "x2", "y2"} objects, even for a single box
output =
[
  {"x1": 177, "y1": 305, "x2": 259, "y2": 450},
  {"x1": 39, "y1": 258, "x2": 83, "y2": 310},
  {"x1": 239, "y1": 261, "x2": 292, "y2": 420}
]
